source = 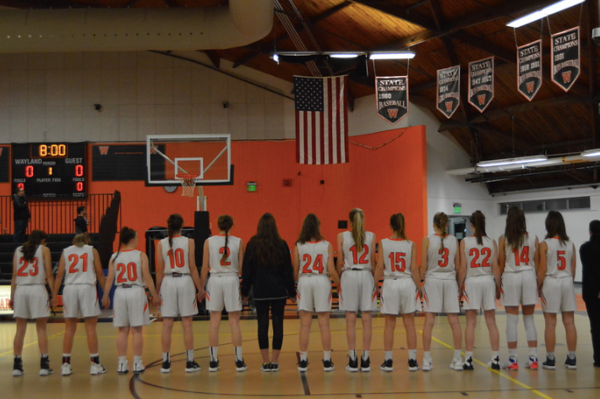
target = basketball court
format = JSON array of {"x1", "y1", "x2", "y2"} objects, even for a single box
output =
[{"x1": 0, "y1": 309, "x2": 598, "y2": 398}]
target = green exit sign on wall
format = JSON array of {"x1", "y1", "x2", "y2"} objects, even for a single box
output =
[{"x1": 247, "y1": 182, "x2": 257, "y2": 192}]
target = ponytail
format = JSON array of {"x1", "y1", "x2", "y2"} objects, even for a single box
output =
[
  {"x1": 390, "y1": 213, "x2": 407, "y2": 239},
  {"x1": 433, "y1": 212, "x2": 449, "y2": 250},
  {"x1": 217, "y1": 215, "x2": 234, "y2": 263},
  {"x1": 114, "y1": 226, "x2": 136, "y2": 262},
  {"x1": 167, "y1": 214, "x2": 184, "y2": 256},
  {"x1": 22, "y1": 230, "x2": 47, "y2": 262},
  {"x1": 470, "y1": 210, "x2": 487, "y2": 246},
  {"x1": 349, "y1": 208, "x2": 365, "y2": 249}
]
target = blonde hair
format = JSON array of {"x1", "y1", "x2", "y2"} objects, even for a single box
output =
[
  {"x1": 72, "y1": 233, "x2": 89, "y2": 247},
  {"x1": 349, "y1": 208, "x2": 365, "y2": 249},
  {"x1": 433, "y1": 212, "x2": 449, "y2": 249}
]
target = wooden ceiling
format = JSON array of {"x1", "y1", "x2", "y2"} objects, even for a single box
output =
[{"x1": 2, "y1": 0, "x2": 600, "y2": 194}]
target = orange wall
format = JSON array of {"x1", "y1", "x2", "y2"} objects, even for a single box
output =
[{"x1": 1, "y1": 126, "x2": 428, "y2": 254}]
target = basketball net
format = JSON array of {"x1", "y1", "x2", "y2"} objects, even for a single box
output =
[{"x1": 176, "y1": 173, "x2": 199, "y2": 197}]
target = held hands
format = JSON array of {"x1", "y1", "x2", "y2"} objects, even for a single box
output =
[
  {"x1": 290, "y1": 296, "x2": 297, "y2": 304},
  {"x1": 9, "y1": 297, "x2": 14, "y2": 310},
  {"x1": 196, "y1": 290, "x2": 206, "y2": 302},
  {"x1": 102, "y1": 296, "x2": 110, "y2": 309},
  {"x1": 152, "y1": 295, "x2": 160, "y2": 306},
  {"x1": 50, "y1": 295, "x2": 58, "y2": 308}
]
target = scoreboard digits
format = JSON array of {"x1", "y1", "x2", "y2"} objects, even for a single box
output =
[{"x1": 12, "y1": 143, "x2": 86, "y2": 198}]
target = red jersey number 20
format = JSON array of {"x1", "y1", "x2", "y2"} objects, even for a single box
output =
[{"x1": 116, "y1": 262, "x2": 138, "y2": 283}]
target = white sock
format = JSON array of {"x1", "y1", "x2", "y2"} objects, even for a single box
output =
[
  {"x1": 492, "y1": 351, "x2": 499, "y2": 360},
  {"x1": 408, "y1": 349, "x2": 417, "y2": 360},
  {"x1": 187, "y1": 350, "x2": 194, "y2": 362},
  {"x1": 300, "y1": 351, "x2": 308, "y2": 361},
  {"x1": 162, "y1": 352, "x2": 169, "y2": 362},
  {"x1": 210, "y1": 347, "x2": 218, "y2": 361},
  {"x1": 568, "y1": 351, "x2": 576, "y2": 360},
  {"x1": 454, "y1": 350, "x2": 462, "y2": 360},
  {"x1": 349, "y1": 350, "x2": 356, "y2": 360},
  {"x1": 509, "y1": 349, "x2": 517, "y2": 360},
  {"x1": 547, "y1": 352, "x2": 555, "y2": 360},
  {"x1": 234, "y1": 346, "x2": 243, "y2": 361},
  {"x1": 118, "y1": 356, "x2": 127, "y2": 363},
  {"x1": 362, "y1": 350, "x2": 370, "y2": 360},
  {"x1": 133, "y1": 356, "x2": 142, "y2": 364},
  {"x1": 323, "y1": 351, "x2": 331, "y2": 361},
  {"x1": 528, "y1": 347, "x2": 537, "y2": 359},
  {"x1": 41, "y1": 354, "x2": 48, "y2": 359},
  {"x1": 466, "y1": 351, "x2": 473, "y2": 360},
  {"x1": 384, "y1": 351, "x2": 393, "y2": 361},
  {"x1": 424, "y1": 351, "x2": 432, "y2": 360}
]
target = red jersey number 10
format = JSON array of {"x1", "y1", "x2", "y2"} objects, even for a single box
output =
[{"x1": 168, "y1": 248, "x2": 185, "y2": 269}]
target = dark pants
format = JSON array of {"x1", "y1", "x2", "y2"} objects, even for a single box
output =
[
  {"x1": 584, "y1": 297, "x2": 600, "y2": 366},
  {"x1": 13, "y1": 219, "x2": 28, "y2": 243},
  {"x1": 255, "y1": 298, "x2": 287, "y2": 350}
]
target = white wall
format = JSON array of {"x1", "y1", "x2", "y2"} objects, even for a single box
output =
[{"x1": 0, "y1": 51, "x2": 292, "y2": 142}]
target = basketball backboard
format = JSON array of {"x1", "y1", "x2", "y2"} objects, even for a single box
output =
[{"x1": 146, "y1": 134, "x2": 232, "y2": 186}]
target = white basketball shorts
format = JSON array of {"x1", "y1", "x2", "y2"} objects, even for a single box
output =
[
  {"x1": 297, "y1": 275, "x2": 332, "y2": 313},
  {"x1": 339, "y1": 269, "x2": 376, "y2": 312},
  {"x1": 63, "y1": 284, "x2": 101, "y2": 318},
  {"x1": 541, "y1": 276, "x2": 577, "y2": 313},
  {"x1": 463, "y1": 275, "x2": 497, "y2": 311},
  {"x1": 422, "y1": 278, "x2": 460, "y2": 314},
  {"x1": 113, "y1": 285, "x2": 150, "y2": 327},
  {"x1": 160, "y1": 275, "x2": 198, "y2": 317},
  {"x1": 206, "y1": 274, "x2": 242, "y2": 312},
  {"x1": 380, "y1": 278, "x2": 420, "y2": 315},
  {"x1": 501, "y1": 270, "x2": 538, "y2": 307},
  {"x1": 13, "y1": 285, "x2": 50, "y2": 319}
]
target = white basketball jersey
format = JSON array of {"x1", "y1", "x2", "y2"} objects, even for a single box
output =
[
  {"x1": 544, "y1": 238, "x2": 574, "y2": 278},
  {"x1": 381, "y1": 238, "x2": 413, "y2": 279},
  {"x1": 160, "y1": 236, "x2": 191, "y2": 275},
  {"x1": 463, "y1": 236, "x2": 495, "y2": 278},
  {"x1": 14, "y1": 245, "x2": 46, "y2": 285},
  {"x1": 111, "y1": 249, "x2": 145, "y2": 287},
  {"x1": 297, "y1": 240, "x2": 330, "y2": 277},
  {"x1": 426, "y1": 234, "x2": 458, "y2": 279},
  {"x1": 342, "y1": 231, "x2": 375, "y2": 271},
  {"x1": 63, "y1": 244, "x2": 97, "y2": 285},
  {"x1": 208, "y1": 234, "x2": 241, "y2": 274},
  {"x1": 503, "y1": 234, "x2": 537, "y2": 273}
]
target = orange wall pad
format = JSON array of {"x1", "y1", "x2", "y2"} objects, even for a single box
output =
[{"x1": 1, "y1": 126, "x2": 427, "y2": 255}]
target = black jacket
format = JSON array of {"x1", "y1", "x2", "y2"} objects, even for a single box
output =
[
  {"x1": 241, "y1": 239, "x2": 296, "y2": 300},
  {"x1": 12, "y1": 194, "x2": 30, "y2": 221},
  {"x1": 580, "y1": 239, "x2": 600, "y2": 300},
  {"x1": 74, "y1": 216, "x2": 88, "y2": 234}
]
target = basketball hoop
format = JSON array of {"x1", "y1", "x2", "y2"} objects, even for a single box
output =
[{"x1": 176, "y1": 173, "x2": 199, "y2": 197}]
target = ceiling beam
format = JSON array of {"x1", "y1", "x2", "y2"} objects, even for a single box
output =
[
  {"x1": 439, "y1": 94, "x2": 588, "y2": 131},
  {"x1": 203, "y1": 50, "x2": 220, "y2": 69},
  {"x1": 232, "y1": 1, "x2": 353, "y2": 68}
]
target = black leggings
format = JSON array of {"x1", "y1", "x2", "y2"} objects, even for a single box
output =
[{"x1": 255, "y1": 299, "x2": 287, "y2": 350}]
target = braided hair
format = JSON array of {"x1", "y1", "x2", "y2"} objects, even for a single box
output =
[
  {"x1": 167, "y1": 214, "x2": 184, "y2": 256},
  {"x1": 217, "y1": 215, "x2": 234, "y2": 263},
  {"x1": 433, "y1": 212, "x2": 449, "y2": 250}
]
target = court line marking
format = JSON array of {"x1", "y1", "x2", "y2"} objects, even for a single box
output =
[
  {"x1": 296, "y1": 351, "x2": 311, "y2": 396},
  {"x1": 0, "y1": 331, "x2": 64, "y2": 360},
  {"x1": 422, "y1": 330, "x2": 554, "y2": 399}
]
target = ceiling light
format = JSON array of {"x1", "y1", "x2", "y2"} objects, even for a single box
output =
[
  {"x1": 581, "y1": 148, "x2": 600, "y2": 157},
  {"x1": 477, "y1": 155, "x2": 548, "y2": 168},
  {"x1": 507, "y1": 0, "x2": 585, "y2": 28},
  {"x1": 329, "y1": 53, "x2": 361, "y2": 59},
  {"x1": 369, "y1": 51, "x2": 416, "y2": 60},
  {"x1": 272, "y1": 54, "x2": 279, "y2": 64}
]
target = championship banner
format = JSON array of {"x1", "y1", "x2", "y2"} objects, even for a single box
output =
[
  {"x1": 517, "y1": 40, "x2": 542, "y2": 101},
  {"x1": 551, "y1": 26, "x2": 580, "y2": 92},
  {"x1": 468, "y1": 57, "x2": 494, "y2": 113},
  {"x1": 376, "y1": 76, "x2": 408, "y2": 124},
  {"x1": 436, "y1": 66, "x2": 460, "y2": 119}
]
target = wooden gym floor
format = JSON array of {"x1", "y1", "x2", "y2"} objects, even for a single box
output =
[{"x1": 0, "y1": 307, "x2": 598, "y2": 399}]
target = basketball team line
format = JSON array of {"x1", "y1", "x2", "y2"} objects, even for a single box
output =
[{"x1": 113, "y1": 325, "x2": 562, "y2": 398}]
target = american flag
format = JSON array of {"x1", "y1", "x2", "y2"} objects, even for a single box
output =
[{"x1": 294, "y1": 76, "x2": 348, "y2": 164}]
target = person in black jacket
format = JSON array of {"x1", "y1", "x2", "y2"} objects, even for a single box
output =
[
  {"x1": 579, "y1": 220, "x2": 600, "y2": 367},
  {"x1": 241, "y1": 213, "x2": 296, "y2": 372},
  {"x1": 74, "y1": 206, "x2": 88, "y2": 235},
  {"x1": 13, "y1": 188, "x2": 30, "y2": 244}
]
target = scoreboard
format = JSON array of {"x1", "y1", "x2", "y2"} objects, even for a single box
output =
[{"x1": 12, "y1": 143, "x2": 86, "y2": 199}]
